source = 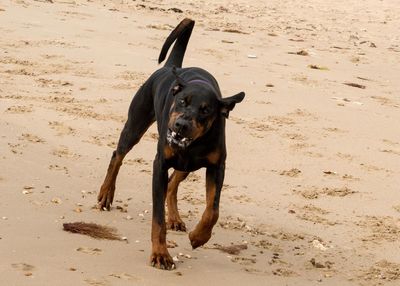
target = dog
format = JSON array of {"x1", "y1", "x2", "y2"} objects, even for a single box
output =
[{"x1": 97, "y1": 18, "x2": 245, "y2": 270}]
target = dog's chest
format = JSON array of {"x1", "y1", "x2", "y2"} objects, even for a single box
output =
[{"x1": 168, "y1": 151, "x2": 209, "y2": 172}]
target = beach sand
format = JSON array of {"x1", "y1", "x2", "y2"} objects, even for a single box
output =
[{"x1": 0, "y1": 0, "x2": 399, "y2": 285}]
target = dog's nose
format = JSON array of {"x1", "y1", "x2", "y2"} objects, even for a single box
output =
[{"x1": 174, "y1": 118, "x2": 189, "y2": 133}]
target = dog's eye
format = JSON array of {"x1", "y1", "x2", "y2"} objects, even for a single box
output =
[
  {"x1": 200, "y1": 106, "x2": 210, "y2": 115},
  {"x1": 178, "y1": 98, "x2": 186, "y2": 107}
]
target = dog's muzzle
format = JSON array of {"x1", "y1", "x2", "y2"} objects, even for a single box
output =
[{"x1": 167, "y1": 129, "x2": 193, "y2": 148}]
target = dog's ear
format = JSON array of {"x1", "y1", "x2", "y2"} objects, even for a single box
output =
[
  {"x1": 219, "y1": 92, "x2": 245, "y2": 118},
  {"x1": 171, "y1": 66, "x2": 186, "y2": 96}
]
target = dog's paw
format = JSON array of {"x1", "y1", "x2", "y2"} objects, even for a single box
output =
[
  {"x1": 97, "y1": 196, "x2": 112, "y2": 211},
  {"x1": 189, "y1": 229, "x2": 212, "y2": 249},
  {"x1": 150, "y1": 251, "x2": 175, "y2": 270},
  {"x1": 167, "y1": 219, "x2": 186, "y2": 232},
  {"x1": 97, "y1": 186, "x2": 114, "y2": 211}
]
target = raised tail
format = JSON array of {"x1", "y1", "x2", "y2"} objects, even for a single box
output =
[{"x1": 158, "y1": 18, "x2": 195, "y2": 68}]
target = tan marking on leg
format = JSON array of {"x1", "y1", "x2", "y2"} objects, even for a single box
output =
[
  {"x1": 206, "y1": 150, "x2": 221, "y2": 165},
  {"x1": 189, "y1": 178, "x2": 219, "y2": 248},
  {"x1": 163, "y1": 145, "x2": 175, "y2": 160},
  {"x1": 150, "y1": 218, "x2": 174, "y2": 270},
  {"x1": 166, "y1": 171, "x2": 188, "y2": 231},
  {"x1": 98, "y1": 152, "x2": 124, "y2": 210}
]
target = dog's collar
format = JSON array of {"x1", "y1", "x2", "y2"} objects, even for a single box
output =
[{"x1": 187, "y1": 79, "x2": 216, "y2": 92}]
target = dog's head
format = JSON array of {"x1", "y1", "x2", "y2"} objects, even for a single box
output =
[{"x1": 167, "y1": 71, "x2": 245, "y2": 149}]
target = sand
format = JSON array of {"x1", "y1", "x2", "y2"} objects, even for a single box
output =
[{"x1": 1, "y1": 0, "x2": 399, "y2": 285}]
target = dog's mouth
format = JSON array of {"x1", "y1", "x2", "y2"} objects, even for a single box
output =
[{"x1": 167, "y1": 129, "x2": 193, "y2": 148}]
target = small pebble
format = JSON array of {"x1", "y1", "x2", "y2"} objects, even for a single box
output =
[
  {"x1": 51, "y1": 198, "x2": 62, "y2": 204},
  {"x1": 74, "y1": 208, "x2": 82, "y2": 213},
  {"x1": 2, "y1": 216, "x2": 8, "y2": 220},
  {"x1": 125, "y1": 215, "x2": 133, "y2": 220}
]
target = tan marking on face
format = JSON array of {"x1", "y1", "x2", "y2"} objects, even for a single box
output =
[
  {"x1": 191, "y1": 112, "x2": 216, "y2": 141},
  {"x1": 190, "y1": 119, "x2": 205, "y2": 141},
  {"x1": 168, "y1": 111, "x2": 182, "y2": 129}
]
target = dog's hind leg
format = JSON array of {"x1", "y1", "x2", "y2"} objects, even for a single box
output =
[
  {"x1": 166, "y1": 170, "x2": 189, "y2": 231},
  {"x1": 98, "y1": 84, "x2": 155, "y2": 210}
]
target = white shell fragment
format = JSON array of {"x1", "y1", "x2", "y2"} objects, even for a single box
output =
[{"x1": 312, "y1": 239, "x2": 328, "y2": 251}]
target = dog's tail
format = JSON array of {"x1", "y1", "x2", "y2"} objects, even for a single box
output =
[{"x1": 158, "y1": 18, "x2": 195, "y2": 68}]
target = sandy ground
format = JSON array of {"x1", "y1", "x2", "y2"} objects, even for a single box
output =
[{"x1": 1, "y1": 0, "x2": 400, "y2": 285}]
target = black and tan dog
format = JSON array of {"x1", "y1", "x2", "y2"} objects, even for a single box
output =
[{"x1": 97, "y1": 18, "x2": 245, "y2": 270}]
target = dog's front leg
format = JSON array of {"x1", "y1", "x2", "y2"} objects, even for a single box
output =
[
  {"x1": 150, "y1": 153, "x2": 174, "y2": 270},
  {"x1": 189, "y1": 164, "x2": 225, "y2": 249}
]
